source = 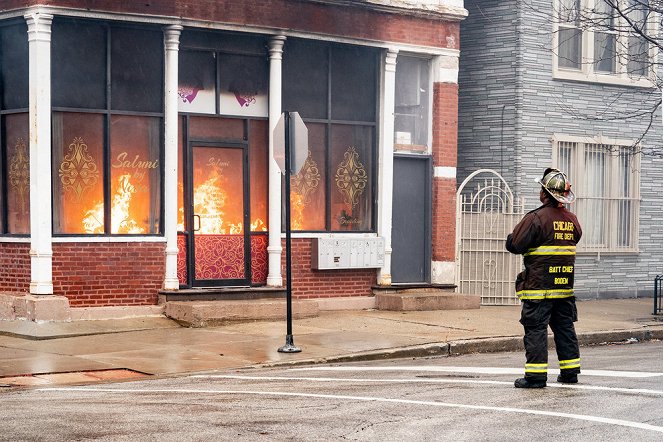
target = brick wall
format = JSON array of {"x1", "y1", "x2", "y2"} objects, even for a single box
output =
[
  {"x1": 282, "y1": 238, "x2": 376, "y2": 298},
  {"x1": 0, "y1": 242, "x2": 30, "y2": 292},
  {"x1": 432, "y1": 82, "x2": 459, "y2": 168},
  {"x1": 431, "y1": 82, "x2": 458, "y2": 262},
  {"x1": 7, "y1": 0, "x2": 459, "y2": 50},
  {"x1": 52, "y1": 242, "x2": 165, "y2": 307}
]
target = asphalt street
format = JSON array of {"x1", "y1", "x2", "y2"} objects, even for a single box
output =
[{"x1": 1, "y1": 340, "x2": 662, "y2": 441}]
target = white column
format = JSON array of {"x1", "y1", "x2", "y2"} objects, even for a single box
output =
[
  {"x1": 377, "y1": 48, "x2": 398, "y2": 286},
  {"x1": 267, "y1": 35, "x2": 286, "y2": 287},
  {"x1": 162, "y1": 25, "x2": 183, "y2": 290},
  {"x1": 25, "y1": 11, "x2": 53, "y2": 295}
]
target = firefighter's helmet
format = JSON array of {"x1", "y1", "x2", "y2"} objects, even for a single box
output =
[{"x1": 537, "y1": 168, "x2": 575, "y2": 204}]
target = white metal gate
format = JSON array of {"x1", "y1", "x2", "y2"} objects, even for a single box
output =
[{"x1": 455, "y1": 169, "x2": 524, "y2": 305}]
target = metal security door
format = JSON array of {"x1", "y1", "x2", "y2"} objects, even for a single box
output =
[
  {"x1": 188, "y1": 143, "x2": 250, "y2": 286},
  {"x1": 391, "y1": 155, "x2": 431, "y2": 284},
  {"x1": 455, "y1": 169, "x2": 524, "y2": 305}
]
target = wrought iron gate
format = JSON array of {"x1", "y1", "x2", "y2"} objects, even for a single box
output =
[{"x1": 455, "y1": 169, "x2": 524, "y2": 305}]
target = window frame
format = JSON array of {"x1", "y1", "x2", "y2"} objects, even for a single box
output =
[
  {"x1": 552, "y1": 133, "x2": 641, "y2": 254},
  {"x1": 282, "y1": 40, "x2": 380, "y2": 234},
  {"x1": 394, "y1": 53, "x2": 433, "y2": 154},
  {"x1": 50, "y1": 18, "x2": 165, "y2": 237},
  {"x1": 552, "y1": 0, "x2": 657, "y2": 87},
  {"x1": 0, "y1": 20, "x2": 30, "y2": 236}
]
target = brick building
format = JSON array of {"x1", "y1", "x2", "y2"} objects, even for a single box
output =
[{"x1": 0, "y1": 0, "x2": 467, "y2": 320}]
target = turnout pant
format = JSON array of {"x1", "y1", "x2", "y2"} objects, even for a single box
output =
[{"x1": 519, "y1": 297, "x2": 581, "y2": 381}]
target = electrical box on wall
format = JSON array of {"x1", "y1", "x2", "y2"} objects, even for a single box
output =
[{"x1": 311, "y1": 237, "x2": 385, "y2": 270}]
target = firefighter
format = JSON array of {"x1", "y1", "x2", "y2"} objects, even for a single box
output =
[{"x1": 506, "y1": 168, "x2": 582, "y2": 388}]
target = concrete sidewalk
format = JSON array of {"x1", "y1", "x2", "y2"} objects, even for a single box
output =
[{"x1": 0, "y1": 298, "x2": 661, "y2": 387}]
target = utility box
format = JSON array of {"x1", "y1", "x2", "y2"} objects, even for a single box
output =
[{"x1": 311, "y1": 237, "x2": 385, "y2": 270}]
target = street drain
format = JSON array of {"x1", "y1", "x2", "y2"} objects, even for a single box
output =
[{"x1": 0, "y1": 369, "x2": 150, "y2": 387}]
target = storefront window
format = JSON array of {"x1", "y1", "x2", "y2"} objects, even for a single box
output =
[
  {"x1": 249, "y1": 120, "x2": 269, "y2": 231},
  {"x1": 51, "y1": 19, "x2": 164, "y2": 236},
  {"x1": 52, "y1": 20, "x2": 106, "y2": 110},
  {"x1": 283, "y1": 40, "x2": 378, "y2": 232},
  {"x1": 0, "y1": 22, "x2": 28, "y2": 110},
  {"x1": 289, "y1": 123, "x2": 326, "y2": 231},
  {"x1": 4, "y1": 113, "x2": 30, "y2": 234},
  {"x1": 111, "y1": 27, "x2": 163, "y2": 113},
  {"x1": 219, "y1": 53, "x2": 268, "y2": 117},
  {"x1": 1, "y1": 23, "x2": 29, "y2": 235},
  {"x1": 331, "y1": 125, "x2": 373, "y2": 231},
  {"x1": 179, "y1": 51, "x2": 216, "y2": 114},
  {"x1": 53, "y1": 112, "x2": 104, "y2": 234},
  {"x1": 331, "y1": 46, "x2": 376, "y2": 123},
  {"x1": 110, "y1": 115, "x2": 161, "y2": 234},
  {"x1": 283, "y1": 40, "x2": 328, "y2": 120}
]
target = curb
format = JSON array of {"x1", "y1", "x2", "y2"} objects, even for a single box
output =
[{"x1": 256, "y1": 327, "x2": 663, "y2": 369}]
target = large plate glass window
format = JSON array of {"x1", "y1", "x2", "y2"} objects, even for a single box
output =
[
  {"x1": 218, "y1": 53, "x2": 268, "y2": 117},
  {"x1": 0, "y1": 22, "x2": 29, "y2": 235},
  {"x1": 51, "y1": 19, "x2": 163, "y2": 235},
  {"x1": 178, "y1": 51, "x2": 216, "y2": 114},
  {"x1": 283, "y1": 40, "x2": 378, "y2": 232}
]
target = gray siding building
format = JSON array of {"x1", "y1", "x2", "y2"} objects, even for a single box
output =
[{"x1": 458, "y1": 0, "x2": 663, "y2": 299}]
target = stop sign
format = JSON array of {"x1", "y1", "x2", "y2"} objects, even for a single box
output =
[{"x1": 273, "y1": 112, "x2": 308, "y2": 175}]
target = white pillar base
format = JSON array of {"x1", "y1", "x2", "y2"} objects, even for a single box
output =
[{"x1": 431, "y1": 260, "x2": 456, "y2": 285}]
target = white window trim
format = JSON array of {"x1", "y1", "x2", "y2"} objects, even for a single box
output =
[
  {"x1": 551, "y1": 133, "x2": 641, "y2": 254},
  {"x1": 552, "y1": 0, "x2": 658, "y2": 87}
]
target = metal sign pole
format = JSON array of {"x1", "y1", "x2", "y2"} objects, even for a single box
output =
[{"x1": 278, "y1": 112, "x2": 301, "y2": 353}]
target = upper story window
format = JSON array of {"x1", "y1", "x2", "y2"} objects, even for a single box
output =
[
  {"x1": 0, "y1": 21, "x2": 29, "y2": 235},
  {"x1": 554, "y1": 0, "x2": 654, "y2": 86},
  {"x1": 394, "y1": 55, "x2": 431, "y2": 153},
  {"x1": 553, "y1": 134, "x2": 640, "y2": 253},
  {"x1": 51, "y1": 19, "x2": 164, "y2": 235}
]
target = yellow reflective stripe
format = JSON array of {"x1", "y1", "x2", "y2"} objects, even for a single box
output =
[
  {"x1": 517, "y1": 289, "x2": 574, "y2": 300},
  {"x1": 559, "y1": 358, "x2": 581, "y2": 369},
  {"x1": 525, "y1": 363, "x2": 548, "y2": 373},
  {"x1": 525, "y1": 245, "x2": 576, "y2": 256}
]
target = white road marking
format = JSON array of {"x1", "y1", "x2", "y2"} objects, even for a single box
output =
[
  {"x1": 39, "y1": 386, "x2": 663, "y2": 434},
  {"x1": 192, "y1": 374, "x2": 663, "y2": 395},
  {"x1": 290, "y1": 366, "x2": 663, "y2": 378}
]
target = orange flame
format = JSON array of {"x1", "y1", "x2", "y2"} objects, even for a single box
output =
[
  {"x1": 82, "y1": 174, "x2": 145, "y2": 234},
  {"x1": 291, "y1": 193, "x2": 305, "y2": 231},
  {"x1": 251, "y1": 218, "x2": 267, "y2": 232},
  {"x1": 194, "y1": 170, "x2": 237, "y2": 234}
]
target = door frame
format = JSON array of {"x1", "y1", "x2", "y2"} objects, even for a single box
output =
[
  {"x1": 184, "y1": 140, "x2": 251, "y2": 287},
  {"x1": 391, "y1": 153, "x2": 432, "y2": 284}
]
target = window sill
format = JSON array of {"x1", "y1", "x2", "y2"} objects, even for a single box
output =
[
  {"x1": 577, "y1": 249, "x2": 640, "y2": 257},
  {"x1": 553, "y1": 69, "x2": 654, "y2": 88}
]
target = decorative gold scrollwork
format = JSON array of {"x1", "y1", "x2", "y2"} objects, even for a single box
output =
[
  {"x1": 59, "y1": 137, "x2": 100, "y2": 201},
  {"x1": 335, "y1": 146, "x2": 367, "y2": 207},
  {"x1": 8, "y1": 137, "x2": 29, "y2": 213},
  {"x1": 291, "y1": 150, "x2": 320, "y2": 206}
]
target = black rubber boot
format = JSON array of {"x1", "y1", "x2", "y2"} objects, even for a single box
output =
[
  {"x1": 557, "y1": 373, "x2": 578, "y2": 384},
  {"x1": 514, "y1": 377, "x2": 547, "y2": 388}
]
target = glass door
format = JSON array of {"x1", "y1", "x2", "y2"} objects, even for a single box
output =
[{"x1": 188, "y1": 143, "x2": 250, "y2": 286}]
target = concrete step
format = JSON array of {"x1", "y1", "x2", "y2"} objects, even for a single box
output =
[
  {"x1": 165, "y1": 298, "x2": 320, "y2": 327},
  {"x1": 373, "y1": 285, "x2": 480, "y2": 311}
]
